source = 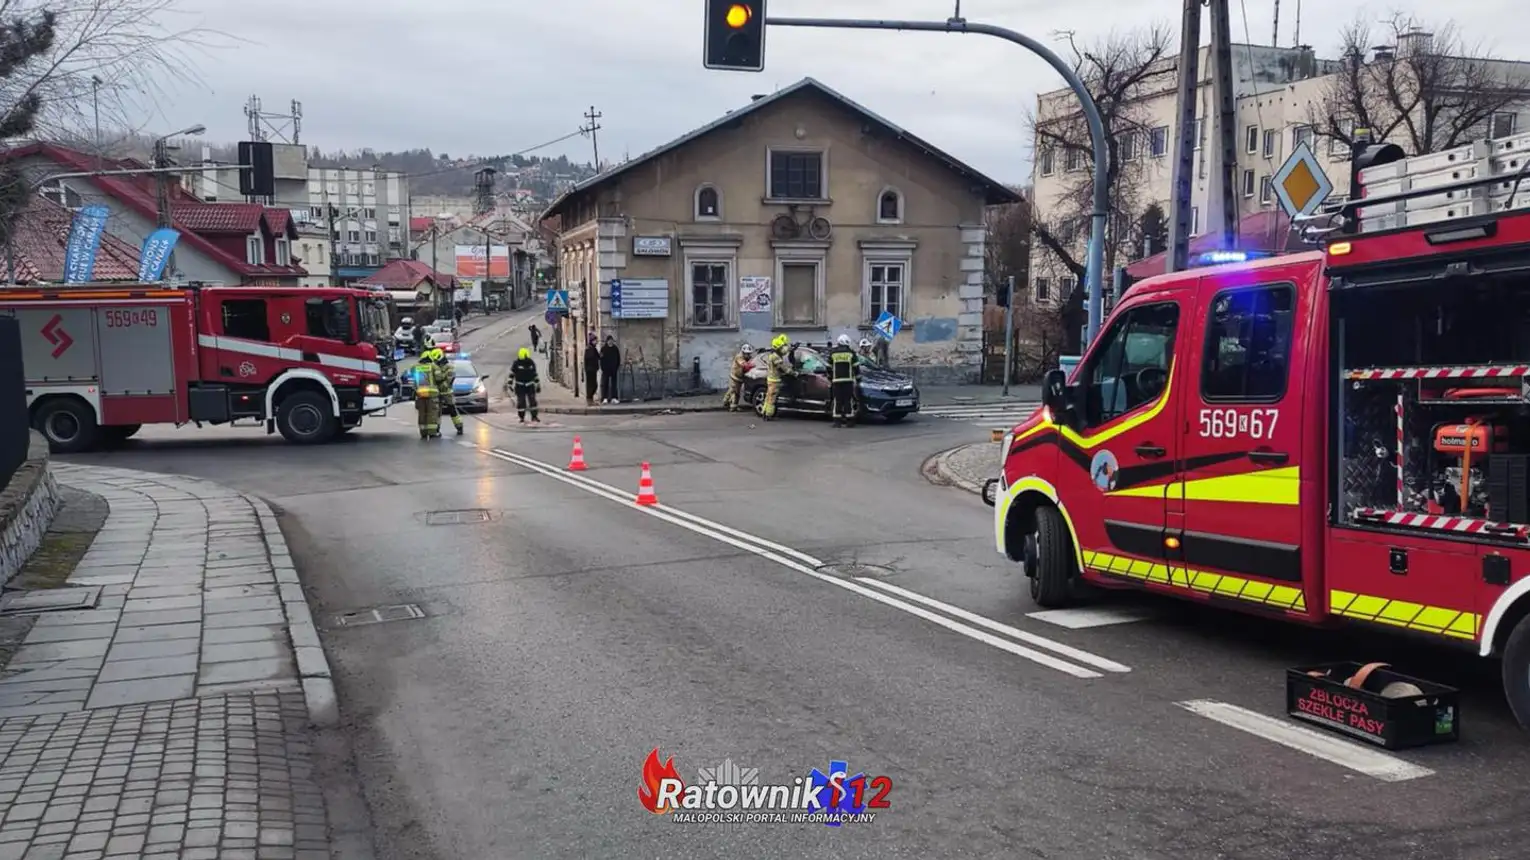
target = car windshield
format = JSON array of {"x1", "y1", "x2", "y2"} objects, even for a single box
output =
[
  {"x1": 453, "y1": 361, "x2": 477, "y2": 378},
  {"x1": 794, "y1": 348, "x2": 829, "y2": 373}
]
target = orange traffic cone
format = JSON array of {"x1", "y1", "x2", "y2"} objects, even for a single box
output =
[
  {"x1": 568, "y1": 436, "x2": 588, "y2": 471},
  {"x1": 635, "y1": 462, "x2": 659, "y2": 506}
]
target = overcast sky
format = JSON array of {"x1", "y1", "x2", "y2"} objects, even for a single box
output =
[{"x1": 152, "y1": 0, "x2": 1516, "y2": 185}]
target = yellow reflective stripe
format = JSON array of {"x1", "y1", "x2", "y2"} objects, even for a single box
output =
[
  {"x1": 1012, "y1": 368, "x2": 1177, "y2": 449},
  {"x1": 1106, "y1": 467, "x2": 1301, "y2": 505},
  {"x1": 1084, "y1": 549, "x2": 1308, "y2": 613},
  {"x1": 1328, "y1": 589, "x2": 1480, "y2": 641}
]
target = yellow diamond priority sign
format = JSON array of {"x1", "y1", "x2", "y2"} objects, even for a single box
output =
[{"x1": 1272, "y1": 140, "x2": 1334, "y2": 218}]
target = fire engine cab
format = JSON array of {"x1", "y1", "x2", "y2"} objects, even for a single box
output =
[
  {"x1": 987, "y1": 130, "x2": 1530, "y2": 728},
  {"x1": 1, "y1": 283, "x2": 399, "y2": 452}
]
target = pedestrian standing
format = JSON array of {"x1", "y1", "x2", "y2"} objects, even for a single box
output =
[
  {"x1": 583, "y1": 335, "x2": 600, "y2": 406},
  {"x1": 529, "y1": 323, "x2": 541, "y2": 354},
  {"x1": 599, "y1": 335, "x2": 621, "y2": 404}
]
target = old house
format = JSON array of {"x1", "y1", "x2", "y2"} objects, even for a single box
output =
[{"x1": 537, "y1": 77, "x2": 1019, "y2": 391}]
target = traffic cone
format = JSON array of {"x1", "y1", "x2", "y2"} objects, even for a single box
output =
[
  {"x1": 568, "y1": 436, "x2": 588, "y2": 471},
  {"x1": 635, "y1": 462, "x2": 659, "y2": 506}
]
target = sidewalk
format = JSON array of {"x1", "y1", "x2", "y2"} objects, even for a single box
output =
[
  {"x1": 0, "y1": 464, "x2": 335, "y2": 859},
  {"x1": 917, "y1": 383, "x2": 1043, "y2": 406},
  {"x1": 532, "y1": 368, "x2": 725, "y2": 416},
  {"x1": 924, "y1": 442, "x2": 1000, "y2": 495}
]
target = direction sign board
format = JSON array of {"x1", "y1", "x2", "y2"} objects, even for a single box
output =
[
  {"x1": 611, "y1": 278, "x2": 669, "y2": 320},
  {"x1": 1272, "y1": 141, "x2": 1334, "y2": 218},
  {"x1": 873, "y1": 311, "x2": 903, "y2": 341},
  {"x1": 546, "y1": 289, "x2": 569, "y2": 313}
]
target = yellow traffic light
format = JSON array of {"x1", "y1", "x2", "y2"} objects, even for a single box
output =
[{"x1": 725, "y1": 4, "x2": 751, "y2": 28}]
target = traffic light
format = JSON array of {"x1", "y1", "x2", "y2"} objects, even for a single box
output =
[{"x1": 704, "y1": 0, "x2": 766, "y2": 72}]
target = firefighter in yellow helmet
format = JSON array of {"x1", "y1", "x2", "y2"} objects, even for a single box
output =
[
  {"x1": 760, "y1": 334, "x2": 795, "y2": 420},
  {"x1": 509, "y1": 346, "x2": 541, "y2": 423},
  {"x1": 411, "y1": 348, "x2": 443, "y2": 438},
  {"x1": 429, "y1": 347, "x2": 464, "y2": 435},
  {"x1": 722, "y1": 343, "x2": 754, "y2": 412}
]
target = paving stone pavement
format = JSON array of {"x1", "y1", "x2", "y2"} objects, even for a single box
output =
[
  {"x1": 931, "y1": 442, "x2": 1001, "y2": 494},
  {"x1": 0, "y1": 465, "x2": 337, "y2": 859}
]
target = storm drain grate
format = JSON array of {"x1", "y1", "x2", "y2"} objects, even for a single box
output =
[
  {"x1": 815, "y1": 564, "x2": 895, "y2": 579},
  {"x1": 0, "y1": 587, "x2": 102, "y2": 615},
  {"x1": 331, "y1": 604, "x2": 427, "y2": 628},
  {"x1": 425, "y1": 509, "x2": 493, "y2": 526}
]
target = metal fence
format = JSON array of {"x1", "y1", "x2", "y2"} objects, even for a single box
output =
[{"x1": 0, "y1": 316, "x2": 28, "y2": 490}]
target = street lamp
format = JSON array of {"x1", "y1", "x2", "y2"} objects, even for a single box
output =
[{"x1": 153, "y1": 123, "x2": 206, "y2": 281}]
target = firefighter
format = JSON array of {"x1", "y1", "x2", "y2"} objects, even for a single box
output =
[
  {"x1": 828, "y1": 334, "x2": 860, "y2": 428},
  {"x1": 509, "y1": 347, "x2": 542, "y2": 423},
  {"x1": 411, "y1": 350, "x2": 442, "y2": 438},
  {"x1": 760, "y1": 334, "x2": 794, "y2": 420},
  {"x1": 723, "y1": 343, "x2": 754, "y2": 411},
  {"x1": 430, "y1": 348, "x2": 464, "y2": 435},
  {"x1": 857, "y1": 337, "x2": 876, "y2": 363}
]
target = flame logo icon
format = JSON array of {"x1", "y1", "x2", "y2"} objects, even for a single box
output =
[{"x1": 638, "y1": 748, "x2": 683, "y2": 814}]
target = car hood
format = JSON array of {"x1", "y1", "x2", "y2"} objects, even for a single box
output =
[{"x1": 858, "y1": 366, "x2": 914, "y2": 387}]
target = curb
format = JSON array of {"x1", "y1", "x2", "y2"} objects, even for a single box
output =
[
  {"x1": 250, "y1": 497, "x2": 340, "y2": 730},
  {"x1": 541, "y1": 403, "x2": 730, "y2": 415},
  {"x1": 924, "y1": 443, "x2": 992, "y2": 496}
]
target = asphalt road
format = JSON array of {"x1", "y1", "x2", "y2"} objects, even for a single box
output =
[{"x1": 54, "y1": 313, "x2": 1530, "y2": 859}]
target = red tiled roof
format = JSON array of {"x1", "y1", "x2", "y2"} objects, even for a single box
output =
[
  {"x1": 356, "y1": 259, "x2": 456, "y2": 290},
  {"x1": 171, "y1": 202, "x2": 263, "y2": 233},
  {"x1": 5, "y1": 195, "x2": 141, "y2": 283},
  {"x1": 409, "y1": 217, "x2": 434, "y2": 233},
  {"x1": 1125, "y1": 210, "x2": 1305, "y2": 280},
  {"x1": 264, "y1": 208, "x2": 292, "y2": 235},
  {"x1": 0, "y1": 142, "x2": 306, "y2": 279}
]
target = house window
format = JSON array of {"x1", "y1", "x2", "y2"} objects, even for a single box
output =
[
  {"x1": 695, "y1": 185, "x2": 720, "y2": 219},
  {"x1": 275, "y1": 238, "x2": 291, "y2": 266},
  {"x1": 1064, "y1": 148, "x2": 1083, "y2": 172},
  {"x1": 866, "y1": 262, "x2": 904, "y2": 321},
  {"x1": 317, "y1": 245, "x2": 325, "y2": 262},
  {"x1": 310, "y1": 206, "x2": 323, "y2": 219},
  {"x1": 1150, "y1": 126, "x2": 1169, "y2": 157},
  {"x1": 1193, "y1": 119, "x2": 1204, "y2": 151},
  {"x1": 220, "y1": 299, "x2": 269, "y2": 341},
  {"x1": 363, "y1": 207, "x2": 375, "y2": 219},
  {"x1": 1293, "y1": 125, "x2": 1314, "y2": 150},
  {"x1": 1245, "y1": 124, "x2": 1259, "y2": 154},
  {"x1": 246, "y1": 235, "x2": 264, "y2": 265},
  {"x1": 1242, "y1": 169, "x2": 1256, "y2": 198},
  {"x1": 1059, "y1": 276, "x2": 1077, "y2": 299},
  {"x1": 1119, "y1": 133, "x2": 1140, "y2": 161},
  {"x1": 39, "y1": 180, "x2": 82, "y2": 209},
  {"x1": 1039, "y1": 149, "x2": 1055, "y2": 176},
  {"x1": 877, "y1": 189, "x2": 902, "y2": 224},
  {"x1": 365, "y1": 230, "x2": 377, "y2": 242},
  {"x1": 1259, "y1": 175, "x2": 1274, "y2": 205},
  {"x1": 1263, "y1": 128, "x2": 1278, "y2": 158},
  {"x1": 363, "y1": 183, "x2": 374, "y2": 196},
  {"x1": 348, "y1": 230, "x2": 360, "y2": 242},
  {"x1": 689, "y1": 261, "x2": 730, "y2": 327},
  {"x1": 768, "y1": 150, "x2": 824, "y2": 200},
  {"x1": 1034, "y1": 277, "x2": 1051, "y2": 302},
  {"x1": 345, "y1": 182, "x2": 357, "y2": 194},
  {"x1": 778, "y1": 261, "x2": 820, "y2": 326},
  {"x1": 1492, "y1": 112, "x2": 1518, "y2": 139},
  {"x1": 1331, "y1": 119, "x2": 1353, "y2": 157},
  {"x1": 367, "y1": 254, "x2": 379, "y2": 266}
]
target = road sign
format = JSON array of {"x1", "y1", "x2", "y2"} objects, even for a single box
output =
[
  {"x1": 545, "y1": 309, "x2": 559, "y2": 326},
  {"x1": 546, "y1": 289, "x2": 569, "y2": 313},
  {"x1": 1272, "y1": 141, "x2": 1334, "y2": 218},
  {"x1": 873, "y1": 311, "x2": 903, "y2": 342},
  {"x1": 611, "y1": 278, "x2": 669, "y2": 320}
]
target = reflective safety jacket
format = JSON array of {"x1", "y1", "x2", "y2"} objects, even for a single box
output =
[
  {"x1": 829, "y1": 346, "x2": 859, "y2": 384},
  {"x1": 431, "y1": 361, "x2": 456, "y2": 400},
  {"x1": 762, "y1": 350, "x2": 789, "y2": 383},
  {"x1": 510, "y1": 357, "x2": 540, "y2": 389},
  {"x1": 410, "y1": 361, "x2": 436, "y2": 394},
  {"x1": 729, "y1": 354, "x2": 749, "y2": 383}
]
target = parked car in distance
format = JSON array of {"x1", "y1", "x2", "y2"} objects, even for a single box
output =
[
  {"x1": 449, "y1": 359, "x2": 489, "y2": 412},
  {"x1": 741, "y1": 344, "x2": 919, "y2": 422}
]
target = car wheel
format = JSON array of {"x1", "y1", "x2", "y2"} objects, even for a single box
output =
[
  {"x1": 1502, "y1": 615, "x2": 1530, "y2": 730},
  {"x1": 1030, "y1": 505, "x2": 1077, "y2": 608},
  {"x1": 276, "y1": 391, "x2": 339, "y2": 445},
  {"x1": 751, "y1": 387, "x2": 767, "y2": 417}
]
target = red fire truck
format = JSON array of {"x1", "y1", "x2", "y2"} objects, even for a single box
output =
[
  {"x1": 986, "y1": 132, "x2": 1530, "y2": 727},
  {"x1": 2, "y1": 283, "x2": 400, "y2": 452}
]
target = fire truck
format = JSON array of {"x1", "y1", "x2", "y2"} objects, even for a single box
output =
[
  {"x1": 1, "y1": 283, "x2": 399, "y2": 452},
  {"x1": 986, "y1": 130, "x2": 1530, "y2": 728}
]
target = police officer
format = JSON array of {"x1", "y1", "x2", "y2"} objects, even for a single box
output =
[
  {"x1": 723, "y1": 343, "x2": 754, "y2": 411},
  {"x1": 760, "y1": 334, "x2": 794, "y2": 420},
  {"x1": 430, "y1": 348, "x2": 464, "y2": 435},
  {"x1": 828, "y1": 334, "x2": 859, "y2": 428},
  {"x1": 509, "y1": 347, "x2": 542, "y2": 423}
]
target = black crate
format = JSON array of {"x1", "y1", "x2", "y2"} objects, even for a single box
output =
[
  {"x1": 1488, "y1": 455, "x2": 1530, "y2": 524},
  {"x1": 1286, "y1": 662, "x2": 1460, "y2": 750}
]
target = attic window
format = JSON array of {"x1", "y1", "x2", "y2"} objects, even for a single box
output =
[
  {"x1": 695, "y1": 185, "x2": 721, "y2": 219},
  {"x1": 39, "y1": 180, "x2": 82, "y2": 209},
  {"x1": 877, "y1": 189, "x2": 903, "y2": 224}
]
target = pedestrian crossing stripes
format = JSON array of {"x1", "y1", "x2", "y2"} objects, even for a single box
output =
[{"x1": 919, "y1": 401, "x2": 1042, "y2": 428}]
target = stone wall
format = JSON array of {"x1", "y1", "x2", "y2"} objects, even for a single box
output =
[{"x1": 1, "y1": 432, "x2": 61, "y2": 584}]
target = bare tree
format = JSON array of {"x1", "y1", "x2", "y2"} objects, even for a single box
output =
[
  {"x1": 984, "y1": 191, "x2": 1031, "y2": 295},
  {"x1": 1028, "y1": 26, "x2": 1176, "y2": 286},
  {"x1": 1311, "y1": 14, "x2": 1530, "y2": 155}
]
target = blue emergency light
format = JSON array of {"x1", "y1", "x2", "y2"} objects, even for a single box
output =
[{"x1": 1194, "y1": 249, "x2": 1274, "y2": 266}]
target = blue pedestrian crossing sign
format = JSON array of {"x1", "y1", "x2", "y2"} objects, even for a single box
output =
[
  {"x1": 546, "y1": 289, "x2": 569, "y2": 314},
  {"x1": 873, "y1": 311, "x2": 902, "y2": 341}
]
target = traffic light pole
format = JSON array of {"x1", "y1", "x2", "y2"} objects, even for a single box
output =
[{"x1": 764, "y1": 14, "x2": 1111, "y2": 346}]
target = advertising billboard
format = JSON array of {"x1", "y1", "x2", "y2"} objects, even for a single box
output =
[{"x1": 454, "y1": 245, "x2": 510, "y2": 278}]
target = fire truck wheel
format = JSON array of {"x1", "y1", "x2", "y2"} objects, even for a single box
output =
[
  {"x1": 1500, "y1": 614, "x2": 1530, "y2": 729},
  {"x1": 275, "y1": 391, "x2": 339, "y2": 445},
  {"x1": 1030, "y1": 505, "x2": 1077, "y2": 608},
  {"x1": 32, "y1": 398, "x2": 100, "y2": 454}
]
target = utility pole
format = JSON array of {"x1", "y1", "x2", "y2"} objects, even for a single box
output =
[
  {"x1": 1001, "y1": 275, "x2": 1015, "y2": 396},
  {"x1": 1165, "y1": 0, "x2": 1202, "y2": 273},
  {"x1": 153, "y1": 138, "x2": 176, "y2": 279},
  {"x1": 1272, "y1": 0, "x2": 1280, "y2": 47},
  {"x1": 1209, "y1": 0, "x2": 1239, "y2": 251},
  {"x1": 580, "y1": 107, "x2": 602, "y2": 170},
  {"x1": 324, "y1": 182, "x2": 339, "y2": 283}
]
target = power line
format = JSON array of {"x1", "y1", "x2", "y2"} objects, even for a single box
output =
[{"x1": 580, "y1": 106, "x2": 602, "y2": 170}]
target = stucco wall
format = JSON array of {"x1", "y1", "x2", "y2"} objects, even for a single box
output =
[{"x1": 554, "y1": 88, "x2": 991, "y2": 391}]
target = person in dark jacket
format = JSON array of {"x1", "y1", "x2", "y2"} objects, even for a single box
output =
[
  {"x1": 508, "y1": 347, "x2": 541, "y2": 423},
  {"x1": 528, "y1": 323, "x2": 541, "y2": 354},
  {"x1": 599, "y1": 336, "x2": 621, "y2": 403},
  {"x1": 583, "y1": 336, "x2": 600, "y2": 406}
]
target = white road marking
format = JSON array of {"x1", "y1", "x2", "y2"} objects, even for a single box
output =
[
  {"x1": 1026, "y1": 607, "x2": 1156, "y2": 629},
  {"x1": 855, "y1": 579, "x2": 1130, "y2": 673},
  {"x1": 458, "y1": 441, "x2": 477, "y2": 449},
  {"x1": 484, "y1": 447, "x2": 1128, "y2": 679},
  {"x1": 920, "y1": 402, "x2": 1042, "y2": 429},
  {"x1": 1176, "y1": 700, "x2": 1435, "y2": 782}
]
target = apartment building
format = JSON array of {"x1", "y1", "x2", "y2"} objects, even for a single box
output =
[{"x1": 1028, "y1": 35, "x2": 1530, "y2": 306}]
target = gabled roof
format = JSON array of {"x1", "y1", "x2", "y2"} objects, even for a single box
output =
[
  {"x1": 6, "y1": 195, "x2": 141, "y2": 283},
  {"x1": 357, "y1": 259, "x2": 456, "y2": 291},
  {"x1": 539, "y1": 77, "x2": 1022, "y2": 223},
  {"x1": 172, "y1": 202, "x2": 263, "y2": 233},
  {"x1": 0, "y1": 142, "x2": 306, "y2": 278}
]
